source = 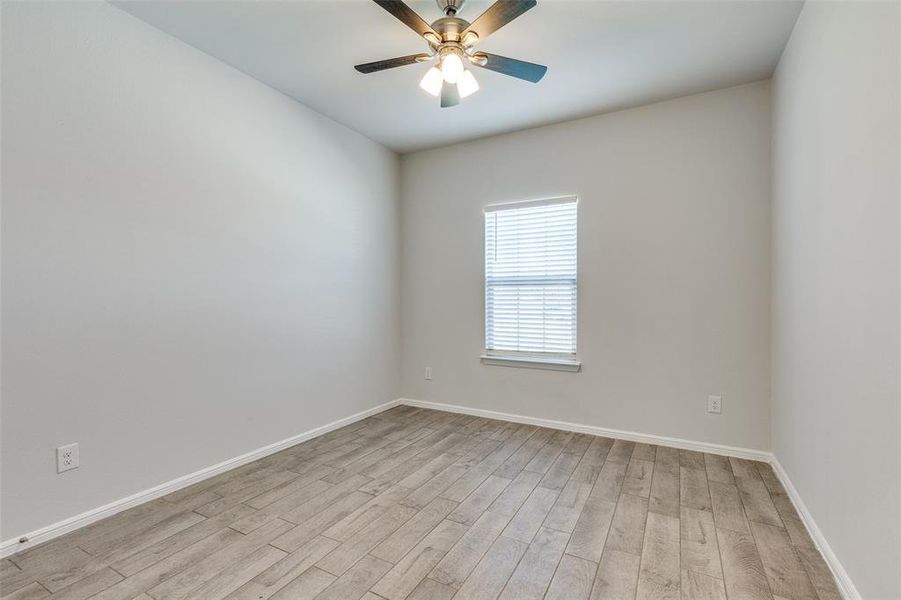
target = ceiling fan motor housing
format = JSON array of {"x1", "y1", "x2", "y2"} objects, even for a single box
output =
[
  {"x1": 436, "y1": 0, "x2": 466, "y2": 16},
  {"x1": 430, "y1": 16, "x2": 470, "y2": 43}
]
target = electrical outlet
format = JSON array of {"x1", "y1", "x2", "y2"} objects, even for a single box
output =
[
  {"x1": 57, "y1": 443, "x2": 79, "y2": 473},
  {"x1": 707, "y1": 395, "x2": 722, "y2": 414},
  {"x1": 424, "y1": 367, "x2": 432, "y2": 380}
]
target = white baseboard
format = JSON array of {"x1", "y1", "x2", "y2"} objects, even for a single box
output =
[
  {"x1": 398, "y1": 398, "x2": 772, "y2": 461},
  {"x1": 0, "y1": 398, "x2": 402, "y2": 558},
  {"x1": 769, "y1": 458, "x2": 860, "y2": 600}
]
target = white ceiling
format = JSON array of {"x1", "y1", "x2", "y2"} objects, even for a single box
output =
[{"x1": 115, "y1": 0, "x2": 802, "y2": 153}]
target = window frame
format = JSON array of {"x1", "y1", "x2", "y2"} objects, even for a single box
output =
[{"x1": 480, "y1": 195, "x2": 581, "y2": 372}]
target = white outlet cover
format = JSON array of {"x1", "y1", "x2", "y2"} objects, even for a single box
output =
[
  {"x1": 57, "y1": 443, "x2": 79, "y2": 473},
  {"x1": 707, "y1": 395, "x2": 722, "y2": 414}
]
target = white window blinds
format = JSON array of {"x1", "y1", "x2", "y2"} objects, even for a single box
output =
[{"x1": 484, "y1": 197, "x2": 577, "y2": 358}]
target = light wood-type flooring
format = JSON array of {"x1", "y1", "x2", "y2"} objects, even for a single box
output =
[{"x1": 1, "y1": 406, "x2": 842, "y2": 600}]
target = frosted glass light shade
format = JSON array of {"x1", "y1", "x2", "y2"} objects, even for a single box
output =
[
  {"x1": 457, "y1": 69, "x2": 479, "y2": 98},
  {"x1": 419, "y1": 67, "x2": 443, "y2": 96},
  {"x1": 441, "y1": 52, "x2": 464, "y2": 83}
]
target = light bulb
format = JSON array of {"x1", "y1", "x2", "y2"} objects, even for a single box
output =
[
  {"x1": 457, "y1": 69, "x2": 479, "y2": 98},
  {"x1": 419, "y1": 66, "x2": 443, "y2": 97},
  {"x1": 441, "y1": 52, "x2": 464, "y2": 84}
]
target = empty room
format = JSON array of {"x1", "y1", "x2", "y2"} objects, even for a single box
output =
[{"x1": 1, "y1": 0, "x2": 898, "y2": 599}]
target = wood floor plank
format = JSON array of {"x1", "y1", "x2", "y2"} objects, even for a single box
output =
[
  {"x1": 716, "y1": 527, "x2": 773, "y2": 600},
  {"x1": 709, "y1": 481, "x2": 749, "y2": 534},
  {"x1": 93, "y1": 528, "x2": 245, "y2": 600},
  {"x1": 244, "y1": 469, "x2": 333, "y2": 510},
  {"x1": 622, "y1": 458, "x2": 654, "y2": 498},
  {"x1": 591, "y1": 460, "x2": 628, "y2": 503},
  {"x1": 448, "y1": 475, "x2": 511, "y2": 526},
  {"x1": 749, "y1": 521, "x2": 817, "y2": 600},
  {"x1": 769, "y1": 494, "x2": 815, "y2": 549},
  {"x1": 591, "y1": 549, "x2": 640, "y2": 600},
  {"x1": 545, "y1": 554, "x2": 597, "y2": 600},
  {"x1": 79, "y1": 494, "x2": 218, "y2": 557},
  {"x1": 729, "y1": 458, "x2": 762, "y2": 482},
  {"x1": 649, "y1": 469, "x2": 680, "y2": 518},
  {"x1": 370, "y1": 520, "x2": 468, "y2": 600},
  {"x1": 111, "y1": 505, "x2": 257, "y2": 577},
  {"x1": 703, "y1": 454, "x2": 734, "y2": 485},
  {"x1": 636, "y1": 511, "x2": 680, "y2": 600},
  {"x1": 442, "y1": 432, "x2": 534, "y2": 503},
  {"x1": 45, "y1": 568, "x2": 122, "y2": 600},
  {"x1": 498, "y1": 527, "x2": 569, "y2": 600},
  {"x1": 397, "y1": 454, "x2": 459, "y2": 491},
  {"x1": 405, "y1": 578, "x2": 455, "y2": 600},
  {"x1": 225, "y1": 536, "x2": 338, "y2": 600},
  {"x1": 265, "y1": 567, "x2": 335, "y2": 600},
  {"x1": 570, "y1": 437, "x2": 612, "y2": 485},
  {"x1": 565, "y1": 493, "x2": 617, "y2": 564},
  {"x1": 681, "y1": 506, "x2": 723, "y2": 579},
  {"x1": 494, "y1": 429, "x2": 555, "y2": 479},
  {"x1": 428, "y1": 510, "x2": 510, "y2": 589},
  {"x1": 0, "y1": 560, "x2": 33, "y2": 597},
  {"x1": 196, "y1": 472, "x2": 298, "y2": 518},
  {"x1": 370, "y1": 497, "x2": 458, "y2": 563},
  {"x1": 794, "y1": 546, "x2": 842, "y2": 598},
  {"x1": 631, "y1": 443, "x2": 657, "y2": 462},
  {"x1": 403, "y1": 464, "x2": 469, "y2": 509},
  {"x1": 488, "y1": 470, "x2": 542, "y2": 517},
  {"x1": 452, "y1": 535, "x2": 527, "y2": 600},
  {"x1": 501, "y1": 486, "x2": 559, "y2": 543},
  {"x1": 539, "y1": 451, "x2": 583, "y2": 491},
  {"x1": 269, "y1": 491, "x2": 373, "y2": 553},
  {"x1": 524, "y1": 431, "x2": 574, "y2": 474},
  {"x1": 313, "y1": 555, "x2": 392, "y2": 600},
  {"x1": 184, "y1": 545, "x2": 286, "y2": 600},
  {"x1": 360, "y1": 439, "x2": 463, "y2": 496},
  {"x1": 2, "y1": 582, "x2": 49, "y2": 600},
  {"x1": 681, "y1": 570, "x2": 727, "y2": 600},
  {"x1": 543, "y1": 480, "x2": 593, "y2": 533},
  {"x1": 655, "y1": 446, "x2": 680, "y2": 477},
  {"x1": 12, "y1": 546, "x2": 98, "y2": 594},
  {"x1": 754, "y1": 464, "x2": 786, "y2": 496},
  {"x1": 606, "y1": 440, "x2": 635, "y2": 464},
  {"x1": 604, "y1": 493, "x2": 649, "y2": 556},
  {"x1": 315, "y1": 504, "x2": 417, "y2": 576},
  {"x1": 280, "y1": 474, "x2": 372, "y2": 526},
  {"x1": 319, "y1": 483, "x2": 411, "y2": 542},
  {"x1": 735, "y1": 478, "x2": 783, "y2": 527},
  {"x1": 8, "y1": 545, "x2": 90, "y2": 584},
  {"x1": 680, "y1": 450, "x2": 706, "y2": 471},
  {"x1": 146, "y1": 519, "x2": 293, "y2": 600},
  {"x1": 680, "y1": 467, "x2": 712, "y2": 512}
]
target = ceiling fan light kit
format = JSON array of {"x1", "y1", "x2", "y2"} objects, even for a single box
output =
[{"x1": 355, "y1": 0, "x2": 547, "y2": 108}]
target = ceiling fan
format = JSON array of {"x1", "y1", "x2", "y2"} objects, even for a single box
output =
[{"x1": 354, "y1": 0, "x2": 547, "y2": 108}]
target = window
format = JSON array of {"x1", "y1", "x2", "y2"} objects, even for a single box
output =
[{"x1": 483, "y1": 196, "x2": 579, "y2": 371}]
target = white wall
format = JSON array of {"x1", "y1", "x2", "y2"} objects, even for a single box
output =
[
  {"x1": 771, "y1": 2, "x2": 900, "y2": 598},
  {"x1": 400, "y1": 82, "x2": 772, "y2": 451},
  {"x1": 0, "y1": 1, "x2": 400, "y2": 540}
]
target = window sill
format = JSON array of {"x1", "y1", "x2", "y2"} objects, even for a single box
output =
[{"x1": 480, "y1": 355, "x2": 582, "y2": 372}]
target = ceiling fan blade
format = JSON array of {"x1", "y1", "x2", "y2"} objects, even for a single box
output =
[
  {"x1": 461, "y1": 0, "x2": 537, "y2": 40},
  {"x1": 440, "y1": 81, "x2": 460, "y2": 108},
  {"x1": 355, "y1": 53, "x2": 431, "y2": 74},
  {"x1": 472, "y1": 53, "x2": 547, "y2": 83},
  {"x1": 373, "y1": 0, "x2": 438, "y2": 38}
]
